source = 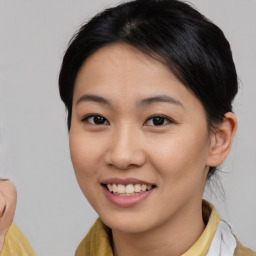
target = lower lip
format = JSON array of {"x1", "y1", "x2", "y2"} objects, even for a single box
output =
[{"x1": 102, "y1": 186, "x2": 154, "y2": 207}]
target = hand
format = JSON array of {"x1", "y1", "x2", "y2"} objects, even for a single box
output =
[{"x1": 0, "y1": 180, "x2": 17, "y2": 252}]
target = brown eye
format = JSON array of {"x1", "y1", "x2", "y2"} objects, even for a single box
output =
[
  {"x1": 145, "y1": 115, "x2": 172, "y2": 126},
  {"x1": 82, "y1": 114, "x2": 109, "y2": 125}
]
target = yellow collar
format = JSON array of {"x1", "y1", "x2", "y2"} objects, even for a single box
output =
[
  {"x1": 181, "y1": 200, "x2": 220, "y2": 256},
  {"x1": 75, "y1": 200, "x2": 220, "y2": 256}
]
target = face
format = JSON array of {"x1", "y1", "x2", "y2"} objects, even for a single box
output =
[{"x1": 69, "y1": 44, "x2": 212, "y2": 234}]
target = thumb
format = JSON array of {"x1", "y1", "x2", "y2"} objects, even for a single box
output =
[{"x1": 0, "y1": 180, "x2": 17, "y2": 252}]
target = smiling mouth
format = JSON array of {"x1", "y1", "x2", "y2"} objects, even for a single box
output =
[{"x1": 102, "y1": 183, "x2": 156, "y2": 196}]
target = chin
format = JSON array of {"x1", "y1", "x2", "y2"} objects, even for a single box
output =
[{"x1": 99, "y1": 210, "x2": 157, "y2": 234}]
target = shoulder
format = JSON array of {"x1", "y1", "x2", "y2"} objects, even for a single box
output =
[
  {"x1": 75, "y1": 218, "x2": 113, "y2": 256},
  {"x1": 0, "y1": 223, "x2": 35, "y2": 256},
  {"x1": 234, "y1": 237, "x2": 256, "y2": 256}
]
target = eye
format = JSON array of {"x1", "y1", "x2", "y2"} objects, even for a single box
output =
[
  {"x1": 144, "y1": 115, "x2": 173, "y2": 126},
  {"x1": 82, "y1": 114, "x2": 109, "y2": 125}
]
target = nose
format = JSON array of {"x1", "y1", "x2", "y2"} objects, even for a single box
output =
[{"x1": 104, "y1": 124, "x2": 146, "y2": 170}]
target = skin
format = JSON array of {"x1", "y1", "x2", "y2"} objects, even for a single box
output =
[
  {"x1": 0, "y1": 180, "x2": 17, "y2": 252},
  {"x1": 69, "y1": 44, "x2": 237, "y2": 256}
]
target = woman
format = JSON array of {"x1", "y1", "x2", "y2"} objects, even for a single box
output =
[{"x1": 59, "y1": 0, "x2": 256, "y2": 255}]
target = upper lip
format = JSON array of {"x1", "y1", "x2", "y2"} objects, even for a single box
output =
[{"x1": 100, "y1": 177, "x2": 155, "y2": 186}]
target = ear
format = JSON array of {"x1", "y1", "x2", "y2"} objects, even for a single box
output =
[{"x1": 206, "y1": 112, "x2": 237, "y2": 167}]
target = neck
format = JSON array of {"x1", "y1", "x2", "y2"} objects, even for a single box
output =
[{"x1": 112, "y1": 200, "x2": 205, "y2": 256}]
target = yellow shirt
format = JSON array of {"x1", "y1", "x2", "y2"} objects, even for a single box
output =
[
  {"x1": 0, "y1": 223, "x2": 35, "y2": 256},
  {"x1": 75, "y1": 201, "x2": 256, "y2": 256}
]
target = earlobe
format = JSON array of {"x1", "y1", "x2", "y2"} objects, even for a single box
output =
[{"x1": 206, "y1": 112, "x2": 237, "y2": 167}]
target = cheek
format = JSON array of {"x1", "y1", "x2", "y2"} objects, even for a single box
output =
[
  {"x1": 69, "y1": 130, "x2": 105, "y2": 207},
  {"x1": 69, "y1": 130, "x2": 102, "y2": 179},
  {"x1": 149, "y1": 134, "x2": 209, "y2": 211},
  {"x1": 148, "y1": 130, "x2": 209, "y2": 179}
]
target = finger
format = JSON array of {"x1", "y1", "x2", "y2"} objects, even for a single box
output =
[
  {"x1": 0, "y1": 180, "x2": 17, "y2": 234},
  {"x1": 0, "y1": 192, "x2": 6, "y2": 218}
]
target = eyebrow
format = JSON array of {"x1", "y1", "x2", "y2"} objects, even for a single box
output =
[
  {"x1": 76, "y1": 94, "x2": 111, "y2": 106},
  {"x1": 76, "y1": 94, "x2": 183, "y2": 108},
  {"x1": 138, "y1": 95, "x2": 183, "y2": 108}
]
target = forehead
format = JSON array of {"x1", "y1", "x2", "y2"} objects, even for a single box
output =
[
  {"x1": 73, "y1": 43, "x2": 204, "y2": 113},
  {"x1": 75, "y1": 43, "x2": 175, "y2": 89}
]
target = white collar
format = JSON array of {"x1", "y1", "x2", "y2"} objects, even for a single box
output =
[{"x1": 206, "y1": 220, "x2": 237, "y2": 256}]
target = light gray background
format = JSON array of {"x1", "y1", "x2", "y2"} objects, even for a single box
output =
[{"x1": 0, "y1": 0, "x2": 255, "y2": 255}]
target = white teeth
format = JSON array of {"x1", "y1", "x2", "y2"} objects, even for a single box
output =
[
  {"x1": 112, "y1": 184, "x2": 118, "y2": 193},
  {"x1": 125, "y1": 184, "x2": 134, "y2": 193},
  {"x1": 134, "y1": 184, "x2": 141, "y2": 192},
  {"x1": 106, "y1": 183, "x2": 154, "y2": 194},
  {"x1": 117, "y1": 184, "x2": 126, "y2": 194},
  {"x1": 107, "y1": 184, "x2": 113, "y2": 192},
  {"x1": 147, "y1": 185, "x2": 152, "y2": 190},
  {"x1": 141, "y1": 184, "x2": 147, "y2": 192}
]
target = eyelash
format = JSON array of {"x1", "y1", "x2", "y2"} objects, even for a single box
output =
[
  {"x1": 144, "y1": 114, "x2": 173, "y2": 126},
  {"x1": 81, "y1": 114, "x2": 174, "y2": 127},
  {"x1": 81, "y1": 114, "x2": 109, "y2": 125}
]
